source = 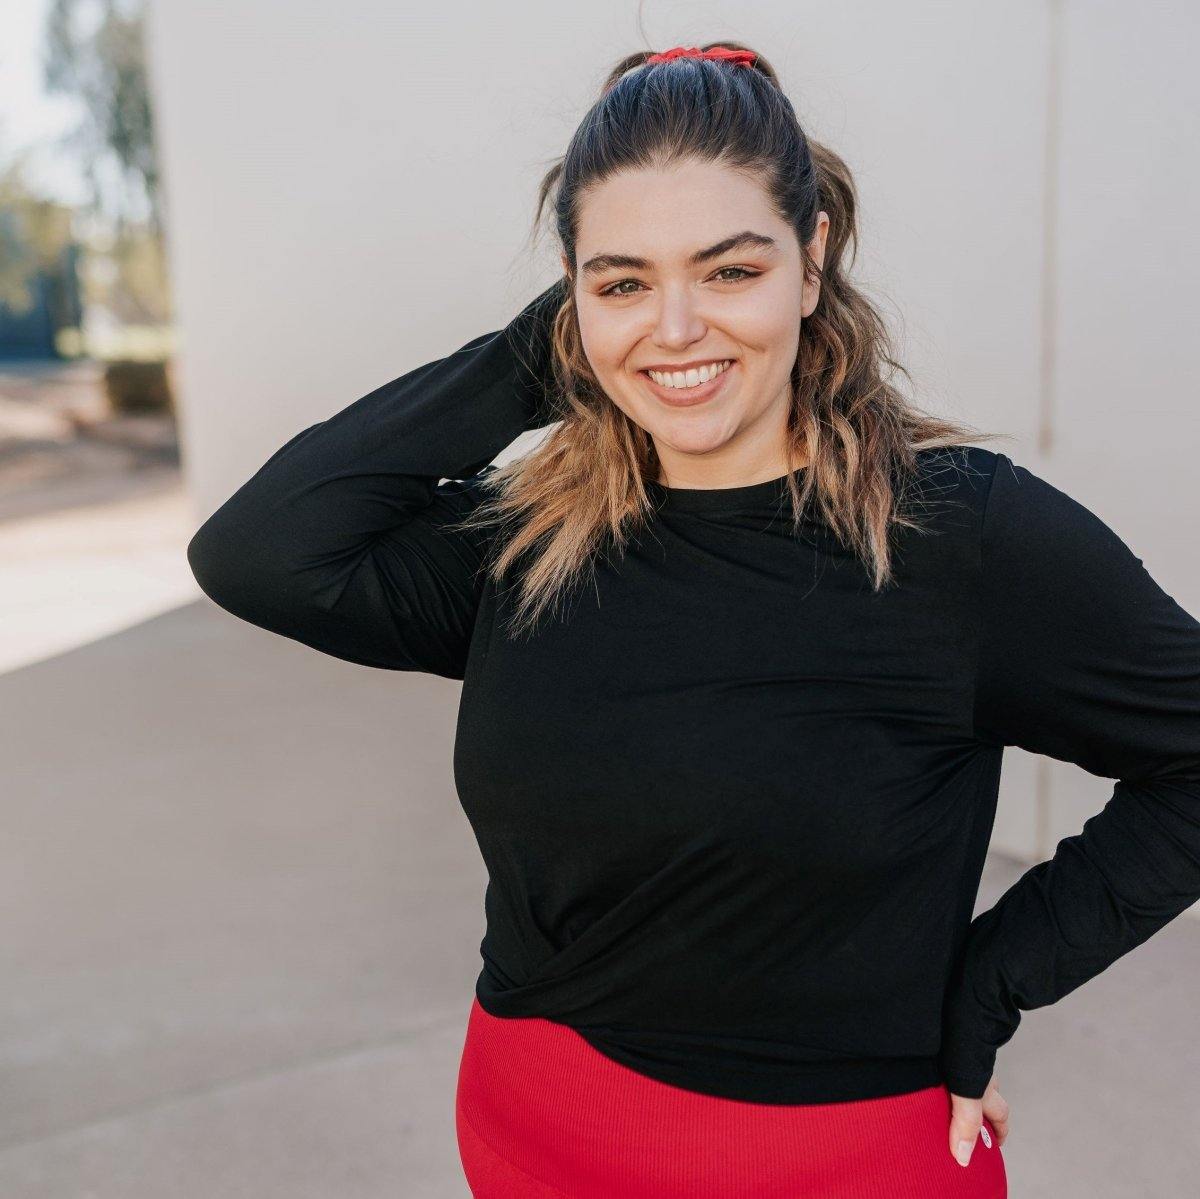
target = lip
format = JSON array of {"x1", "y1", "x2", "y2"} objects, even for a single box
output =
[
  {"x1": 641, "y1": 357, "x2": 734, "y2": 373},
  {"x1": 639, "y1": 361, "x2": 736, "y2": 408}
]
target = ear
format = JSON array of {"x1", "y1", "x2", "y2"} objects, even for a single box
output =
[
  {"x1": 801, "y1": 211, "x2": 831, "y2": 319},
  {"x1": 809, "y1": 211, "x2": 831, "y2": 272},
  {"x1": 560, "y1": 252, "x2": 571, "y2": 278}
]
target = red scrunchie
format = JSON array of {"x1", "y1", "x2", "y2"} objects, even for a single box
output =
[{"x1": 645, "y1": 45, "x2": 757, "y2": 69}]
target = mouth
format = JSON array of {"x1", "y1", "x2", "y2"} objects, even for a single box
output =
[{"x1": 638, "y1": 360, "x2": 736, "y2": 408}]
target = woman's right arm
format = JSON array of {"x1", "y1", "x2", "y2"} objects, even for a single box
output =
[{"x1": 186, "y1": 278, "x2": 565, "y2": 679}]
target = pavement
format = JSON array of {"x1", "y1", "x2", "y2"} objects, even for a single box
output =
[
  {"x1": 0, "y1": 358, "x2": 194, "y2": 674},
  {"x1": 1, "y1": 603, "x2": 481, "y2": 1197}
]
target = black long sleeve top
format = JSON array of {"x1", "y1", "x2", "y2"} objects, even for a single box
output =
[{"x1": 187, "y1": 284, "x2": 1200, "y2": 1104}]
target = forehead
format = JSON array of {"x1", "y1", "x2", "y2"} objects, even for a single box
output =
[{"x1": 575, "y1": 160, "x2": 785, "y2": 261}]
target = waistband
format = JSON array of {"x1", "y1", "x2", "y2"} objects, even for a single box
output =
[{"x1": 456, "y1": 997, "x2": 1008, "y2": 1198}]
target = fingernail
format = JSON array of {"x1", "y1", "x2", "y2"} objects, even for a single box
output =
[{"x1": 955, "y1": 1138, "x2": 974, "y2": 1167}]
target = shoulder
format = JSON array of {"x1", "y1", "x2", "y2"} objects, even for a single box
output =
[
  {"x1": 897, "y1": 446, "x2": 1138, "y2": 591},
  {"x1": 894, "y1": 444, "x2": 1005, "y2": 539},
  {"x1": 906, "y1": 445, "x2": 1113, "y2": 545},
  {"x1": 908, "y1": 444, "x2": 1002, "y2": 506},
  {"x1": 958, "y1": 454, "x2": 1158, "y2": 632},
  {"x1": 970, "y1": 452, "x2": 1139, "y2": 576}
]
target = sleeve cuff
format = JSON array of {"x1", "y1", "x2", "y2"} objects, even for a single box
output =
[
  {"x1": 938, "y1": 985, "x2": 1002, "y2": 1098},
  {"x1": 937, "y1": 1045, "x2": 996, "y2": 1099}
]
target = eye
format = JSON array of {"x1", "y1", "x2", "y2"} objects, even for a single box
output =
[
  {"x1": 598, "y1": 265, "x2": 762, "y2": 298},
  {"x1": 713, "y1": 266, "x2": 758, "y2": 284},
  {"x1": 600, "y1": 278, "x2": 644, "y2": 298}
]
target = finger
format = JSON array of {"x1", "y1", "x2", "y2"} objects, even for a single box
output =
[
  {"x1": 982, "y1": 1114, "x2": 1006, "y2": 1151},
  {"x1": 985, "y1": 1091, "x2": 1011, "y2": 1125},
  {"x1": 983, "y1": 1089, "x2": 1011, "y2": 1149},
  {"x1": 953, "y1": 1130, "x2": 979, "y2": 1167},
  {"x1": 949, "y1": 1106, "x2": 981, "y2": 1167}
]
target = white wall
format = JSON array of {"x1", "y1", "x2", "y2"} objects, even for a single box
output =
[
  {"x1": 148, "y1": 1, "x2": 1200, "y2": 872},
  {"x1": 1040, "y1": 4, "x2": 1200, "y2": 860}
]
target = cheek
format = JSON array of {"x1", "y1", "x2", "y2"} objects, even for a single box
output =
[
  {"x1": 579, "y1": 340, "x2": 625, "y2": 398},
  {"x1": 574, "y1": 317, "x2": 641, "y2": 420},
  {"x1": 576, "y1": 301, "x2": 630, "y2": 373},
  {"x1": 737, "y1": 278, "x2": 804, "y2": 346}
]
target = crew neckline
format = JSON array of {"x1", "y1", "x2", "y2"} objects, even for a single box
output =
[{"x1": 647, "y1": 466, "x2": 808, "y2": 513}]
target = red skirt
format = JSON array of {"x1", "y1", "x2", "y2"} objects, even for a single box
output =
[{"x1": 456, "y1": 997, "x2": 1007, "y2": 1198}]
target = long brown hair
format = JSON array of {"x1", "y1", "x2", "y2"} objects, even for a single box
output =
[{"x1": 457, "y1": 42, "x2": 1005, "y2": 639}]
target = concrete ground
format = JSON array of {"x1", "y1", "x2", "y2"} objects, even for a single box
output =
[
  {"x1": 0, "y1": 358, "x2": 195, "y2": 675},
  {"x1": 3, "y1": 598, "x2": 1199, "y2": 1197}
]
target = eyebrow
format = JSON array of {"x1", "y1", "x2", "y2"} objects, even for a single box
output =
[{"x1": 579, "y1": 231, "x2": 779, "y2": 278}]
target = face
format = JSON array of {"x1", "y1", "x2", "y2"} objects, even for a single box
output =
[{"x1": 565, "y1": 157, "x2": 829, "y2": 487}]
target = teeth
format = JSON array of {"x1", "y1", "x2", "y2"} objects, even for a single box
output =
[{"x1": 646, "y1": 360, "x2": 731, "y2": 390}]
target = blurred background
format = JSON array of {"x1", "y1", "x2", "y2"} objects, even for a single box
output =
[{"x1": 2, "y1": 2, "x2": 1197, "y2": 1196}]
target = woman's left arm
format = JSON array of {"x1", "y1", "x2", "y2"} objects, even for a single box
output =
[{"x1": 938, "y1": 452, "x2": 1200, "y2": 1101}]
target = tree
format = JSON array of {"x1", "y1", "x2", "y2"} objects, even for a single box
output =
[
  {"x1": 0, "y1": 146, "x2": 74, "y2": 316},
  {"x1": 43, "y1": 0, "x2": 172, "y2": 327},
  {"x1": 44, "y1": 0, "x2": 164, "y2": 238}
]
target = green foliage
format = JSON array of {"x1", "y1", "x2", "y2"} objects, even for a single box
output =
[{"x1": 0, "y1": 155, "x2": 76, "y2": 313}]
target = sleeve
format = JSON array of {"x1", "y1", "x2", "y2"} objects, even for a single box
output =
[
  {"x1": 186, "y1": 277, "x2": 566, "y2": 680},
  {"x1": 937, "y1": 452, "x2": 1200, "y2": 1098}
]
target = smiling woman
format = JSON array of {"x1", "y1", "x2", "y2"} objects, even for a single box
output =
[{"x1": 186, "y1": 35, "x2": 1200, "y2": 1199}]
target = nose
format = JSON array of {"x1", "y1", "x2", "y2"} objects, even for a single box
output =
[{"x1": 649, "y1": 286, "x2": 709, "y2": 349}]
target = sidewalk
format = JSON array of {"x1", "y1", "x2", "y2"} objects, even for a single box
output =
[
  {"x1": 1, "y1": 600, "x2": 480, "y2": 1197},
  {"x1": 0, "y1": 358, "x2": 197, "y2": 675}
]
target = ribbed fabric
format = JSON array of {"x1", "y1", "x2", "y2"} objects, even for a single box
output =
[{"x1": 455, "y1": 998, "x2": 1007, "y2": 1198}]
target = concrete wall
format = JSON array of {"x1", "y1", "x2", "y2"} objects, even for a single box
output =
[{"x1": 149, "y1": 1, "x2": 1200, "y2": 872}]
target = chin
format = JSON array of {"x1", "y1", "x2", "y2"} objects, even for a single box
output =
[{"x1": 648, "y1": 425, "x2": 736, "y2": 456}]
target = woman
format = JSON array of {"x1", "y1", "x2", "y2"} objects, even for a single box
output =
[{"x1": 187, "y1": 43, "x2": 1200, "y2": 1198}]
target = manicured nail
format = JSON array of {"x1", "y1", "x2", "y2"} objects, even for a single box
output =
[{"x1": 955, "y1": 1138, "x2": 974, "y2": 1167}]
